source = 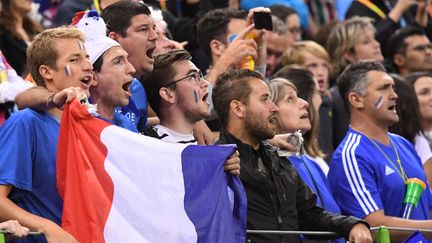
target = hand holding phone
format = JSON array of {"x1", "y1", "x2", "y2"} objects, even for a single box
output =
[{"x1": 253, "y1": 12, "x2": 273, "y2": 31}]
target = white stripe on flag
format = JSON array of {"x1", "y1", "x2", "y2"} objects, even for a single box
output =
[{"x1": 100, "y1": 125, "x2": 197, "y2": 243}]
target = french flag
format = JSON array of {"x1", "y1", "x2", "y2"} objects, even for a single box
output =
[{"x1": 56, "y1": 100, "x2": 247, "y2": 243}]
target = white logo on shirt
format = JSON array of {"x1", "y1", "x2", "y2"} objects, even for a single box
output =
[{"x1": 385, "y1": 166, "x2": 395, "y2": 176}]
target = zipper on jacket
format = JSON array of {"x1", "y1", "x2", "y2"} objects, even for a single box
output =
[{"x1": 257, "y1": 168, "x2": 285, "y2": 243}]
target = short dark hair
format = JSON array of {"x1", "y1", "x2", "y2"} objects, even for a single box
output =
[
  {"x1": 405, "y1": 71, "x2": 432, "y2": 86},
  {"x1": 387, "y1": 27, "x2": 425, "y2": 67},
  {"x1": 92, "y1": 54, "x2": 104, "y2": 73},
  {"x1": 269, "y1": 4, "x2": 297, "y2": 22},
  {"x1": 212, "y1": 69, "x2": 264, "y2": 127},
  {"x1": 338, "y1": 60, "x2": 386, "y2": 111},
  {"x1": 388, "y1": 74, "x2": 422, "y2": 143},
  {"x1": 101, "y1": 0, "x2": 151, "y2": 37},
  {"x1": 196, "y1": 8, "x2": 246, "y2": 57},
  {"x1": 142, "y1": 49, "x2": 192, "y2": 116}
]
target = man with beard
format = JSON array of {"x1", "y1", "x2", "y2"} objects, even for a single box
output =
[
  {"x1": 328, "y1": 60, "x2": 432, "y2": 241},
  {"x1": 212, "y1": 69, "x2": 372, "y2": 243}
]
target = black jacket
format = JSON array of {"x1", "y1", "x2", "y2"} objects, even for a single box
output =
[{"x1": 217, "y1": 129, "x2": 367, "y2": 243}]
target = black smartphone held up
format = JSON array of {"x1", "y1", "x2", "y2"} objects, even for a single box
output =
[{"x1": 253, "y1": 12, "x2": 273, "y2": 31}]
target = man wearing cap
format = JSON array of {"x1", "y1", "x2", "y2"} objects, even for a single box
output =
[
  {"x1": 13, "y1": 10, "x2": 139, "y2": 132},
  {"x1": 74, "y1": 10, "x2": 137, "y2": 131}
]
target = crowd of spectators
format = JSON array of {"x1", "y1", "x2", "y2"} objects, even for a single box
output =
[{"x1": 1, "y1": 0, "x2": 432, "y2": 242}]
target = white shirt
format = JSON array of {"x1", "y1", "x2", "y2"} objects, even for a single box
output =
[
  {"x1": 414, "y1": 133, "x2": 432, "y2": 165},
  {"x1": 152, "y1": 125, "x2": 197, "y2": 144}
]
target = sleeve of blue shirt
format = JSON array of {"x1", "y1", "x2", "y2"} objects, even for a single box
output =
[
  {"x1": 0, "y1": 112, "x2": 34, "y2": 191},
  {"x1": 130, "y1": 79, "x2": 148, "y2": 131},
  {"x1": 329, "y1": 149, "x2": 383, "y2": 219}
]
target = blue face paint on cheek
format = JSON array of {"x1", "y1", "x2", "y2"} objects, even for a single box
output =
[
  {"x1": 193, "y1": 90, "x2": 199, "y2": 103},
  {"x1": 375, "y1": 96, "x2": 383, "y2": 109}
]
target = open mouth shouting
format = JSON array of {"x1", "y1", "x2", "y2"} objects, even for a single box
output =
[
  {"x1": 122, "y1": 79, "x2": 133, "y2": 97},
  {"x1": 146, "y1": 46, "x2": 156, "y2": 61},
  {"x1": 201, "y1": 92, "x2": 209, "y2": 105},
  {"x1": 387, "y1": 104, "x2": 397, "y2": 113},
  {"x1": 80, "y1": 74, "x2": 93, "y2": 89}
]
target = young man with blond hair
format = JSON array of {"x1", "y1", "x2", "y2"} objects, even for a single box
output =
[{"x1": 0, "y1": 27, "x2": 93, "y2": 243}]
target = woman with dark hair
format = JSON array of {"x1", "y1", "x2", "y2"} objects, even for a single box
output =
[
  {"x1": 269, "y1": 74, "x2": 344, "y2": 243},
  {"x1": 389, "y1": 73, "x2": 432, "y2": 186},
  {"x1": 406, "y1": 72, "x2": 432, "y2": 145},
  {"x1": 0, "y1": 0, "x2": 43, "y2": 77}
]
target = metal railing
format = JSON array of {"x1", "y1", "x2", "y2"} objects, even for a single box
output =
[
  {"x1": 1, "y1": 226, "x2": 431, "y2": 242},
  {"x1": 246, "y1": 226, "x2": 432, "y2": 243}
]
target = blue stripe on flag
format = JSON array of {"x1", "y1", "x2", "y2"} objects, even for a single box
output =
[{"x1": 181, "y1": 145, "x2": 247, "y2": 243}]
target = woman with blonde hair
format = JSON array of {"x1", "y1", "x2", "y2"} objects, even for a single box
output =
[
  {"x1": 272, "y1": 68, "x2": 327, "y2": 173},
  {"x1": 269, "y1": 75, "x2": 344, "y2": 243},
  {"x1": 326, "y1": 16, "x2": 383, "y2": 76},
  {"x1": 326, "y1": 16, "x2": 384, "y2": 147},
  {"x1": 281, "y1": 40, "x2": 334, "y2": 159}
]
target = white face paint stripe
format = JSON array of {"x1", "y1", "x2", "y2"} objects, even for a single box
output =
[
  {"x1": 78, "y1": 41, "x2": 85, "y2": 51},
  {"x1": 65, "y1": 64, "x2": 72, "y2": 77},
  {"x1": 375, "y1": 96, "x2": 383, "y2": 109}
]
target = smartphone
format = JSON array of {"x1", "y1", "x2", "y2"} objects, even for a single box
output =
[{"x1": 253, "y1": 12, "x2": 273, "y2": 31}]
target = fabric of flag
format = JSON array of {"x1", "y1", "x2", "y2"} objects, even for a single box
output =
[{"x1": 56, "y1": 100, "x2": 247, "y2": 243}]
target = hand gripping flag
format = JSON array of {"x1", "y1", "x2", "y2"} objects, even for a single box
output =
[{"x1": 57, "y1": 100, "x2": 247, "y2": 243}]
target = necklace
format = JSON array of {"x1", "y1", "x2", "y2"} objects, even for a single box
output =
[{"x1": 352, "y1": 128, "x2": 408, "y2": 182}]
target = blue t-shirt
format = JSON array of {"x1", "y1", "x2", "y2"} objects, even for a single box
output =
[
  {"x1": 0, "y1": 109, "x2": 62, "y2": 243},
  {"x1": 115, "y1": 78, "x2": 148, "y2": 131},
  {"x1": 289, "y1": 154, "x2": 344, "y2": 243},
  {"x1": 97, "y1": 112, "x2": 138, "y2": 133},
  {"x1": 329, "y1": 128, "x2": 432, "y2": 220}
]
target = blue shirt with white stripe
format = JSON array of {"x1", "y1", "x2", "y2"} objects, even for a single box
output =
[{"x1": 329, "y1": 128, "x2": 432, "y2": 220}]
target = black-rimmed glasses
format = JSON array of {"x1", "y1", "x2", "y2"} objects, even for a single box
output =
[{"x1": 164, "y1": 71, "x2": 204, "y2": 87}]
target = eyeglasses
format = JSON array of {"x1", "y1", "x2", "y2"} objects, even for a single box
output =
[
  {"x1": 412, "y1": 43, "x2": 432, "y2": 52},
  {"x1": 164, "y1": 71, "x2": 204, "y2": 87},
  {"x1": 288, "y1": 27, "x2": 302, "y2": 34}
]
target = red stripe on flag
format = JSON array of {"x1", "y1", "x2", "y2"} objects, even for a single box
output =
[{"x1": 57, "y1": 99, "x2": 114, "y2": 243}]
